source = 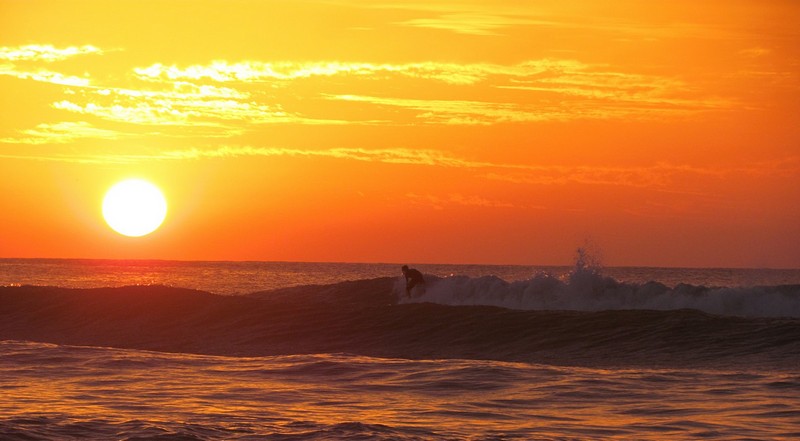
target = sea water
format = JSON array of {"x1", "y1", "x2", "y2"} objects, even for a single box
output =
[
  {"x1": 1, "y1": 259, "x2": 799, "y2": 440},
  {"x1": 2, "y1": 258, "x2": 798, "y2": 294}
]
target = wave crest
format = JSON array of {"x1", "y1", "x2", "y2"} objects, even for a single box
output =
[{"x1": 400, "y1": 268, "x2": 800, "y2": 318}]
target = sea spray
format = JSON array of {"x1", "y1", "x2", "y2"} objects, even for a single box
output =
[{"x1": 400, "y1": 249, "x2": 800, "y2": 318}]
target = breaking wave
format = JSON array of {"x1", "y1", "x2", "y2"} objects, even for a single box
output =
[
  {"x1": 2, "y1": 272, "x2": 799, "y2": 369},
  {"x1": 405, "y1": 270, "x2": 800, "y2": 318}
]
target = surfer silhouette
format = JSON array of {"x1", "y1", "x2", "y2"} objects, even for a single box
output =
[{"x1": 401, "y1": 265, "x2": 425, "y2": 298}]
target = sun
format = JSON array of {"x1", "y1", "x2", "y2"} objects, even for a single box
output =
[{"x1": 103, "y1": 179, "x2": 167, "y2": 237}]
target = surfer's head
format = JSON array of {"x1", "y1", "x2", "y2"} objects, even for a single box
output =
[{"x1": 401, "y1": 265, "x2": 409, "y2": 274}]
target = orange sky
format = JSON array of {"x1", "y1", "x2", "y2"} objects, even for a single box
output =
[{"x1": 1, "y1": 0, "x2": 798, "y2": 267}]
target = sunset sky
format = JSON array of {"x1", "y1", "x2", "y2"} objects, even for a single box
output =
[{"x1": 1, "y1": 0, "x2": 798, "y2": 267}]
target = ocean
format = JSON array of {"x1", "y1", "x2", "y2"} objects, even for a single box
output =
[{"x1": 1, "y1": 258, "x2": 799, "y2": 440}]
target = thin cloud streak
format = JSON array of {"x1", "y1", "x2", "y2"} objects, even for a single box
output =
[
  {"x1": 396, "y1": 13, "x2": 556, "y2": 36},
  {"x1": 133, "y1": 59, "x2": 589, "y2": 86},
  {"x1": 0, "y1": 65, "x2": 91, "y2": 87},
  {"x1": 366, "y1": 1, "x2": 756, "y2": 41},
  {"x1": 50, "y1": 84, "x2": 350, "y2": 131},
  {"x1": 0, "y1": 122, "x2": 122, "y2": 145},
  {"x1": 0, "y1": 44, "x2": 102, "y2": 62},
  {"x1": 405, "y1": 192, "x2": 533, "y2": 210},
  {"x1": 4, "y1": 145, "x2": 791, "y2": 194},
  {"x1": 328, "y1": 93, "x2": 710, "y2": 124}
]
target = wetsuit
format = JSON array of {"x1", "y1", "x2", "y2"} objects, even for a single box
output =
[{"x1": 404, "y1": 268, "x2": 425, "y2": 292}]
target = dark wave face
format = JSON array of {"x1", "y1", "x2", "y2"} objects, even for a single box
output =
[{"x1": 1, "y1": 277, "x2": 799, "y2": 370}]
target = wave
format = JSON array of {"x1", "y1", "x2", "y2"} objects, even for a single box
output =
[
  {"x1": 1, "y1": 278, "x2": 798, "y2": 369},
  {"x1": 405, "y1": 269, "x2": 800, "y2": 318},
  {"x1": 0, "y1": 415, "x2": 428, "y2": 441}
]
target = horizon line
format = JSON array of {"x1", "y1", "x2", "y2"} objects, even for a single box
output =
[{"x1": 1, "y1": 256, "x2": 797, "y2": 271}]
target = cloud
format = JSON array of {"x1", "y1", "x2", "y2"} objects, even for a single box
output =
[
  {"x1": 129, "y1": 58, "x2": 725, "y2": 125},
  {"x1": 0, "y1": 44, "x2": 102, "y2": 62},
  {"x1": 3, "y1": 143, "x2": 796, "y2": 197},
  {"x1": 503, "y1": 70, "x2": 681, "y2": 97},
  {"x1": 327, "y1": 91, "x2": 713, "y2": 124},
  {"x1": 136, "y1": 61, "x2": 386, "y2": 82},
  {"x1": 0, "y1": 145, "x2": 476, "y2": 166},
  {"x1": 52, "y1": 98, "x2": 290, "y2": 126},
  {"x1": 357, "y1": 2, "x2": 556, "y2": 36},
  {"x1": 50, "y1": 83, "x2": 348, "y2": 131},
  {"x1": 396, "y1": 13, "x2": 554, "y2": 36},
  {"x1": 0, "y1": 144, "x2": 500, "y2": 167},
  {"x1": 330, "y1": 94, "x2": 555, "y2": 124},
  {"x1": 131, "y1": 146, "x2": 792, "y2": 193},
  {"x1": 0, "y1": 121, "x2": 122, "y2": 144},
  {"x1": 133, "y1": 59, "x2": 589, "y2": 86},
  {"x1": 739, "y1": 47, "x2": 771, "y2": 58},
  {"x1": 406, "y1": 192, "x2": 522, "y2": 210},
  {"x1": 74, "y1": 58, "x2": 702, "y2": 128},
  {"x1": 1, "y1": 43, "x2": 733, "y2": 133},
  {"x1": 480, "y1": 160, "x2": 800, "y2": 194},
  {"x1": 0, "y1": 65, "x2": 91, "y2": 87},
  {"x1": 152, "y1": 145, "x2": 468, "y2": 166},
  {"x1": 0, "y1": 44, "x2": 101, "y2": 87},
  {"x1": 369, "y1": 1, "x2": 749, "y2": 41}
]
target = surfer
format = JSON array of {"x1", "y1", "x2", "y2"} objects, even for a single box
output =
[{"x1": 401, "y1": 265, "x2": 425, "y2": 298}]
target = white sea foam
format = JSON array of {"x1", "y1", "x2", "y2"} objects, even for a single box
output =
[{"x1": 399, "y1": 266, "x2": 800, "y2": 318}]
